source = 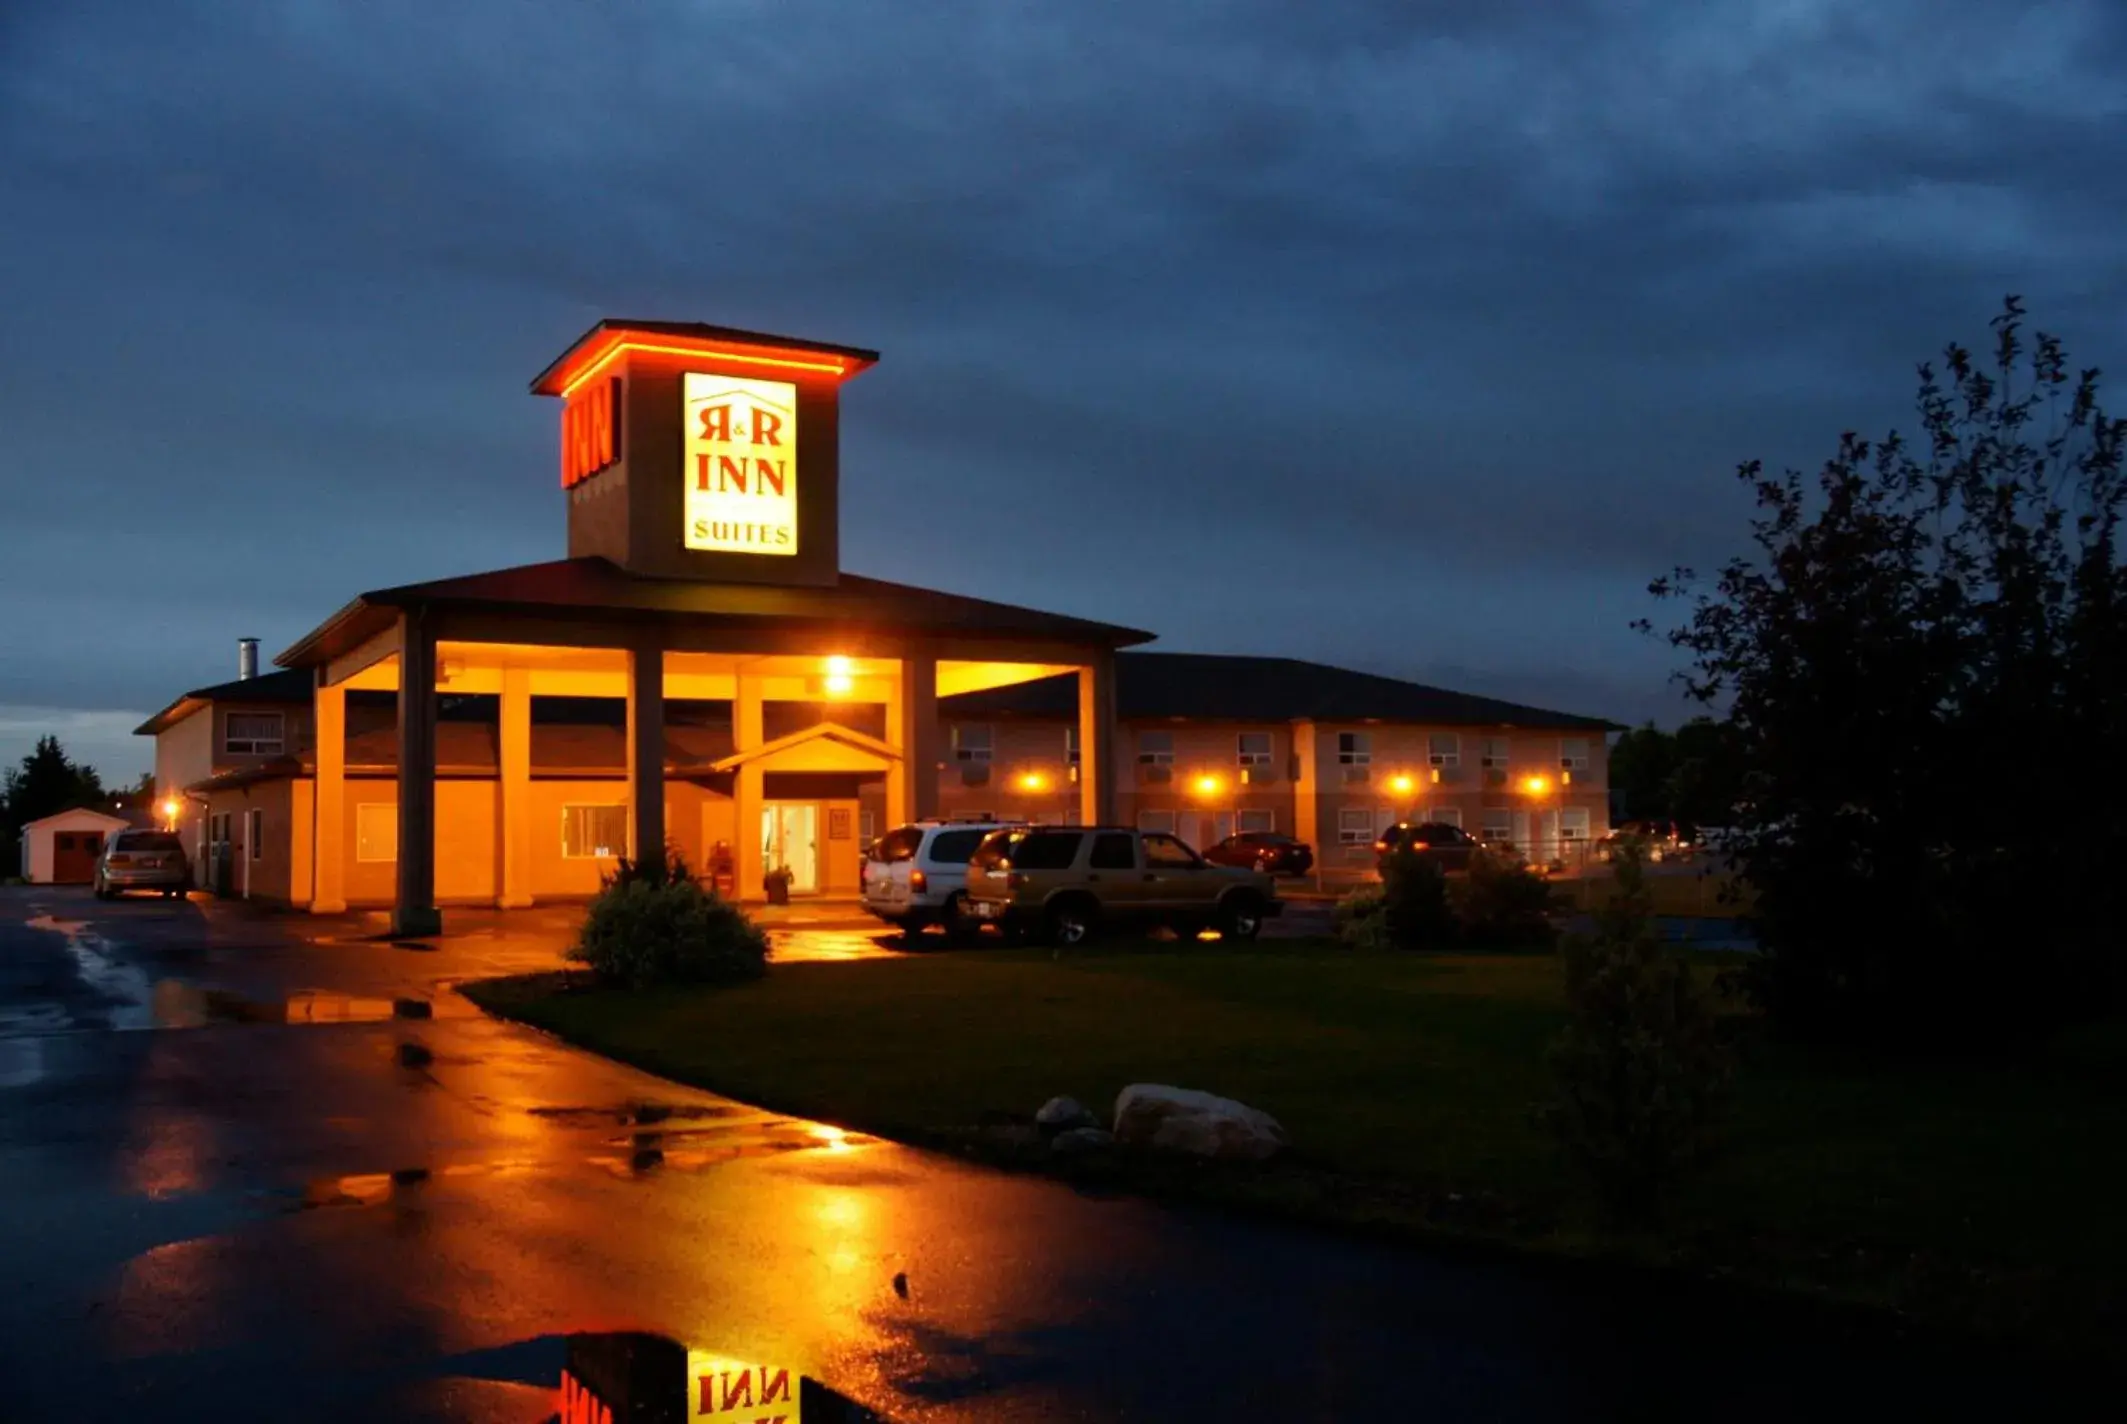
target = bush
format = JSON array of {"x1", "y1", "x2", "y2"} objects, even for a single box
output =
[
  {"x1": 1455, "y1": 848, "x2": 1558, "y2": 947},
  {"x1": 569, "y1": 846, "x2": 769, "y2": 989},
  {"x1": 1332, "y1": 888, "x2": 1392, "y2": 951},
  {"x1": 1538, "y1": 848, "x2": 1731, "y2": 1223},
  {"x1": 1378, "y1": 845, "x2": 1457, "y2": 950}
]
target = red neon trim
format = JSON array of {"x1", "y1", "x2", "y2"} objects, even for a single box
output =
[{"x1": 555, "y1": 337, "x2": 849, "y2": 399}]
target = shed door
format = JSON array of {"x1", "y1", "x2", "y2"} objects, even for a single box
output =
[{"x1": 52, "y1": 831, "x2": 103, "y2": 884}]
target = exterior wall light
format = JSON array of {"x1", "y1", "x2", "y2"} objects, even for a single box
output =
[
  {"x1": 1521, "y1": 774, "x2": 1550, "y2": 797},
  {"x1": 823, "y1": 654, "x2": 854, "y2": 698},
  {"x1": 1191, "y1": 773, "x2": 1222, "y2": 798},
  {"x1": 1388, "y1": 772, "x2": 1415, "y2": 796},
  {"x1": 1017, "y1": 771, "x2": 1049, "y2": 794}
]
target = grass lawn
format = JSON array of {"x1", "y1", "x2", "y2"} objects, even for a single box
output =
[{"x1": 467, "y1": 940, "x2": 2127, "y2": 1351}]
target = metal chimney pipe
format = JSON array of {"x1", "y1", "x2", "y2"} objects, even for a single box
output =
[{"x1": 238, "y1": 637, "x2": 260, "y2": 681}]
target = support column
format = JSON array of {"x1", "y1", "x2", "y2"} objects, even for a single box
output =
[
  {"x1": 884, "y1": 668, "x2": 908, "y2": 831},
  {"x1": 1078, "y1": 651, "x2": 1117, "y2": 826},
  {"x1": 1292, "y1": 719, "x2": 1320, "y2": 890},
  {"x1": 627, "y1": 635, "x2": 667, "y2": 869},
  {"x1": 498, "y1": 665, "x2": 532, "y2": 907},
  {"x1": 894, "y1": 651, "x2": 940, "y2": 823},
  {"x1": 312, "y1": 678, "x2": 346, "y2": 914},
  {"x1": 734, "y1": 668, "x2": 764, "y2": 899},
  {"x1": 393, "y1": 609, "x2": 441, "y2": 938}
]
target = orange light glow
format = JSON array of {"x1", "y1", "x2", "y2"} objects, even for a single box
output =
[
  {"x1": 555, "y1": 335, "x2": 851, "y2": 402},
  {"x1": 158, "y1": 796, "x2": 181, "y2": 824},
  {"x1": 823, "y1": 654, "x2": 854, "y2": 697},
  {"x1": 1191, "y1": 772, "x2": 1222, "y2": 798},
  {"x1": 1521, "y1": 774, "x2": 1551, "y2": 796},
  {"x1": 1017, "y1": 770, "x2": 1049, "y2": 793},
  {"x1": 1388, "y1": 773, "x2": 1415, "y2": 796},
  {"x1": 807, "y1": 1122, "x2": 852, "y2": 1152}
]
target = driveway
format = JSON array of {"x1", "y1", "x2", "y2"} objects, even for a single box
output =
[{"x1": 0, "y1": 886, "x2": 2098, "y2": 1420}]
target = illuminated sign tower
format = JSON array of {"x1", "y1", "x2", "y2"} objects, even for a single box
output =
[{"x1": 530, "y1": 320, "x2": 878, "y2": 587}]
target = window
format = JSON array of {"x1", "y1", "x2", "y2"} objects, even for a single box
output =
[
  {"x1": 1237, "y1": 808, "x2": 1276, "y2": 834},
  {"x1": 1427, "y1": 733, "x2": 1460, "y2": 768},
  {"x1": 1428, "y1": 806, "x2": 1463, "y2": 829},
  {"x1": 1137, "y1": 729, "x2": 1174, "y2": 784},
  {"x1": 870, "y1": 826, "x2": 921, "y2": 863},
  {"x1": 1480, "y1": 808, "x2": 1514, "y2": 844},
  {"x1": 1142, "y1": 834, "x2": 1199, "y2": 869},
  {"x1": 1337, "y1": 731, "x2": 1371, "y2": 784},
  {"x1": 925, "y1": 829, "x2": 989, "y2": 864},
  {"x1": 951, "y1": 724, "x2": 992, "y2": 763},
  {"x1": 1480, "y1": 738, "x2": 1510, "y2": 769},
  {"x1": 1065, "y1": 725, "x2": 1080, "y2": 765},
  {"x1": 1009, "y1": 830, "x2": 1083, "y2": 870},
  {"x1": 859, "y1": 808, "x2": 876, "y2": 847},
  {"x1": 1137, "y1": 808, "x2": 1176, "y2": 835},
  {"x1": 562, "y1": 804, "x2": 629, "y2": 859},
  {"x1": 1559, "y1": 807, "x2": 1592, "y2": 841},
  {"x1": 224, "y1": 711, "x2": 285, "y2": 755},
  {"x1": 248, "y1": 808, "x2": 264, "y2": 860},
  {"x1": 355, "y1": 803, "x2": 397, "y2": 863},
  {"x1": 1236, "y1": 732, "x2": 1272, "y2": 767},
  {"x1": 1560, "y1": 738, "x2": 1590, "y2": 771},
  {"x1": 1337, "y1": 807, "x2": 1374, "y2": 845},
  {"x1": 1090, "y1": 832, "x2": 1136, "y2": 870}
]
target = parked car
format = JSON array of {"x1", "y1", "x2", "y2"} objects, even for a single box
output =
[
  {"x1": 1595, "y1": 819, "x2": 1695, "y2": 863},
  {"x1": 1202, "y1": 830, "x2": 1315, "y2": 876},
  {"x1": 1372, "y1": 820, "x2": 1481, "y2": 873},
  {"x1": 963, "y1": 825, "x2": 1281, "y2": 946},
  {"x1": 92, "y1": 829, "x2": 191, "y2": 900},
  {"x1": 860, "y1": 819, "x2": 1017, "y2": 937}
]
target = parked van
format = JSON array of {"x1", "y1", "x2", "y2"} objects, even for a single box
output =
[{"x1": 861, "y1": 819, "x2": 1017, "y2": 937}]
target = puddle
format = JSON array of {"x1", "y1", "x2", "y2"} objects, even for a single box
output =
[
  {"x1": 27, "y1": 913, "x2": 159, "y2": 1030},
  {"x1": 149, "y1": 981, "x2": 477, "y2": 1029}
]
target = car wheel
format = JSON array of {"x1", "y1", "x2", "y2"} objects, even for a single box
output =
[
  {"x1": 941, "y1": 892, "x2": 976, "y2": 943},
  {"x1": 1218, "y1": 893, "x2": 1266, "y2": 941},
  {"x1": 1042, "y1": 897, "x2": 1097, "y2": 948}
]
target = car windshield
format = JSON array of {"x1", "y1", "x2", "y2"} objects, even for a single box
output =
[{"x1": 115, "y1": 832, "x2": 182, "y2": 853}]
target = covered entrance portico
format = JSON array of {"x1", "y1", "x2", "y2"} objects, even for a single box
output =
[{"x1": 283, "y1": 559, "x2": 1135, "y2": 935}]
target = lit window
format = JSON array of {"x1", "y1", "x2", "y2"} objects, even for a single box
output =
[
  {"x1": 1560, "y1": 807, "x2": 1592, "y2": 841},
  {"x1": 1136, "y1": 808, "x2": 1176, "y2": 835},
  {"x1": 1560, "y1": 738, "x2": 1591, "y2": 771},
  {"x1": 1428, "y1": 806, "x2": 1463, "y2": 828},
  {"x1": 1480, "y1": 738, "x2": 1510, "y2": 769},
  {"x1": 1337, "y1": 807, "x2": 1374, "y2": 844},
  {"x1": 1237, "y1": 808, "x2": 1276, "y2": 834},
  {"x1": 951, "y1": 724, "x2": 993, "y2": 764},
  {"x1": 1236, "y1": 732, "x2": 1272, "y2": 767},
  {"x1": 1427, "y1": 733, "x2": 1460, "y2": 768},
  {"x1": 224, "y1": 711, "x2": 285, "y2": 756},
  {"x1": 355, "y1": 803, "x2": 396, "y2": 863},
  {"x1": 562, "y1": 804, "x2": 629, "y2": 859}
]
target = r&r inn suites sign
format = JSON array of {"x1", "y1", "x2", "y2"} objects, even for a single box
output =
[
  {"x1": 683, "y1": 374, "x2": 799, "y2": 556},
  {"x1": 536, "y1": 320, "x2": 876, "y2": 588}
]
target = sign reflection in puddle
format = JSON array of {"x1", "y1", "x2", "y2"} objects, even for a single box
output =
[{"x1": 561, "y1": 1331, "x2": 885, "y2": 1422}]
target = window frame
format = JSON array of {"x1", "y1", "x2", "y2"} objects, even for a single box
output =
[
  {"x1": 1336, "y1": 807, "x2": 1374, "y2": 845},
  {"x1": 1236, "y1": 731, "x2": 1273, "y2": 767},
  {"x1": 223, "y1": 710, "x2": 286, "y2": 756},
  {"x1": 1428, "y1": 806, "x2": 1464, "y2": 829},
  {"x1": 1427, "y1": 733, "x2": 1461, "y2": 768},
  {"x1": 1559, "y1": 806, "x2": 1593, "y2": 841},
  {"x1": 560, "y1": 802, "x2": 630, "y2": 860},
  {"x1": 1480, "y1": 808, "x2": 1514, "y2": 843},
  {"x1": 1559, "y1": 737, "x2": 1591, "y2": 771},
  {"x1": 248, "y1": 808, "x2": 264, "y2": 860},
  {"x1": 1136, "y1": 729, "x2": 1175, "y2": 766},
  {"x1": 1136, "y1": 808, "x2": 1177, "y2": 835},
  {"x1": 1479, "y1": 737, "x2": 1510, "y2": 770},
  {"x1": 951, "y1": 723, "x2": 993, "y2": 764},
  {"x1": 1236, "y1": 808, "x2": 1276, "y2": 835}
]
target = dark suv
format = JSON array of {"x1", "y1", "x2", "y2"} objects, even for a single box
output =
[
  {"x1": 963, "y1": 826, "x2": 1281, "y2": 946},
  {"x1": 1372, "y1": 820, "x2": 1481, "y2": 873}
]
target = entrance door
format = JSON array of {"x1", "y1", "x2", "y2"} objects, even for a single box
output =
[{"x1": 760, "y1": 804, "x2": 820, "y2": 894}]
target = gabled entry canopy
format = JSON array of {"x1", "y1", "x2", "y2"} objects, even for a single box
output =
[{"x1": 709, "y1": 721, "x2": 899, "y2": 775}]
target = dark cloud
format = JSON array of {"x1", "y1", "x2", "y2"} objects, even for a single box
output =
[{"x1": 2, "y1": 0, "x2": 2123, "y2": 776}]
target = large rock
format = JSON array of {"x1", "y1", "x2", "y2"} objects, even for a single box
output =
[
  {"x1": 1034, "y1": 1095, "x2": 1099, "y2": 1131},
  {"x1": 1050, "y1": 1126, "x2": 1115, "y2": 1157},
  {"x1": 1112, "y1": 1084, "x2": 1288, "y2": 1161}
]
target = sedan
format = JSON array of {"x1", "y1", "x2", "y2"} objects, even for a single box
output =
[
  {"x1": 1202, "y1": 831, "x2": 1315, "y2": 876},
  {"x1": 93, "y1": 829, "x2": 192, "y2": 899}
]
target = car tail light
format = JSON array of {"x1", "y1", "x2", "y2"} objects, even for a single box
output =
[
  {"x1": 109, "y1": 854, "x2": 133, "y2": 867},
  {"x1": 910, "y1": 869, "x2": 928, "y2": 893},
  {"x1": 1007, "y1": 872, "x2": 1027, "y2": 889}
]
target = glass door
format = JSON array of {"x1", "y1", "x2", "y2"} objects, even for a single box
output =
[{"x1": 761, "y1": 804, "x2": 820, "y2": 894}]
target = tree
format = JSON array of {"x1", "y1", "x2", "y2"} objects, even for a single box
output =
[
  {"x1": 1648, "y1": 298, "x2": 2127, "y2": 1046},
  {"x1": 1, "y1": 736, "x2": 106, "y2": 832},
  {"x1": 1607, "y1": 723, "x2": 1677, "y2": 822}
]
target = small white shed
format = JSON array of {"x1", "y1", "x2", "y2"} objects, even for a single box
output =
[{"x1": 18, "y1": 808, "x2": 131, "y2": 884}]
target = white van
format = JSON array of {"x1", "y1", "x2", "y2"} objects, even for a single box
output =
[{"x1": 861, "y1": 820, "x2": 1017, "y2": 937}]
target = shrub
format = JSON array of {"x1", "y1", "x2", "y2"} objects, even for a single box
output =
[
  {"x1": 1455, "y1": 848, "x2": 1558, "y2": 947},
  {"x1": 1538, "y1": 847, "x2": 1731, "y2": 1223},
  {"x1": 569, "y1": 846, "x2": 769, "y2": 989},
  {"x1": 1378, "y1": 845, "x2": 1457, "y2": 950},
  {"x1": 1333, "y1": 888, "x2": 1392, "y2": 951}
]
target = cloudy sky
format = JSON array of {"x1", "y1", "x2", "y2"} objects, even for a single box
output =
[{"x1": 3, "y1": 0, "x2": 2122, "y2": 782}]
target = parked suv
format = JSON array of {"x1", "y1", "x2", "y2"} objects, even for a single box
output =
[
  {"x1": 92, "y1": 829, "x2": 191, "y2": 900},
  {"x1": 963, "y1": 826, "x2": 1281, "y2": 946},
  {"x1": 1372, "y1": 820, "x2": 1482, "y2": 873},
  {"x1": 861, "y1": 820, "x2": 1016, "y2": 937}
]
